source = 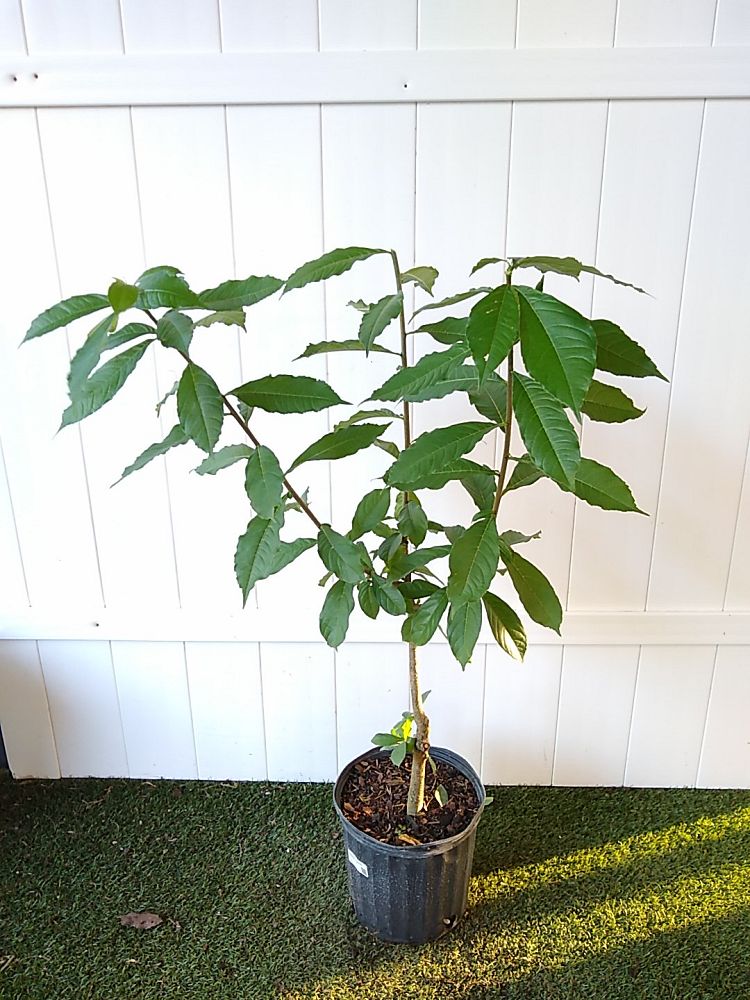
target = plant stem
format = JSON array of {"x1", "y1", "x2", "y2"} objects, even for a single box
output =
[
  {"x1": 492, "y1": 347, "x2": 514, "y2": 517},
  {"x1": 390, "y1": 250, "x2": 430, "y2": 817}
]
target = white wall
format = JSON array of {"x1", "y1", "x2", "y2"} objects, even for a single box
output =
[{"x1": 0, "y1": 0, "x2": 749, "y2": 787}]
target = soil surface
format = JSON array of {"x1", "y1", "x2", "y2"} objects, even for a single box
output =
[{"x1": 340, "y1": 753, "x2": 480, "y2": 846}]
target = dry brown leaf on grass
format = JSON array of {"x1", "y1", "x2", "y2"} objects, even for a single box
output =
[{"x1": 119, "y1": 911, "x2": 163, "y2": 930}]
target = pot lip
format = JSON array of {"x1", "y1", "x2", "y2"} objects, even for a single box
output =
[{"x1": 333, "y1": 744, "x2": 486, "y2": 856}]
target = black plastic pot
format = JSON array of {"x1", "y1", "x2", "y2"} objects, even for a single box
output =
[{"x1": 333, "y1": 745, "x2": 486, "y2": 944}]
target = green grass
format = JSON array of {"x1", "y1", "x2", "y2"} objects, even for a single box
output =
[{"x1": 1, "y1": 773, "x2": 749, "y2": 999}]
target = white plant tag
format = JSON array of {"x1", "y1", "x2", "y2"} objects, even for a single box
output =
[{"x1": 347, "y1": 848, "x2": 369, "y2": 878}]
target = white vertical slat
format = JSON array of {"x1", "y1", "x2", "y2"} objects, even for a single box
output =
[
  {"x1": 219, "y1": 0, "x2": 318, "y2": 51},
  {"x1": 0, "y1": 639, "x2": 59, "y2": 778},
  {"x1": 0, "y1": 435, "x2": 27, "y2": 609},
  {"x1": 517, "y1": 0, "x2": 617, "y2": 47},
  {"x1": 21, "y1": 0, "x2": 123, "y2": 53},
  {"x1": 567, "y1": 99, "x2": 704, "y2": 610},
  {"x1": 648, "y1": 100, "x2": 750, "y2": 611},
  {"x1": 625, "y1": 646, "x2": 715, "y2": 787},
  {"x1": 111, "y1": 640, "x2": 198, "y2": 779},
  {"x1": 0, "y1": 109, "x2": 103, "y2": 609},
  {"x1": 185, "y1": 641, "x2": 267, "y2": 780},
  {"x1": 553, "y1": 645, "x2": 639, "y2": 786},
  {"x1": 418, "y1": 643, "x2": 486, "y2": 774},
  {"x1": 260, "y1": 642, "x2": 337, "y2": 781},
  {"x1": 483, "y1": 645, "x2": 563, "y2": 785},
  {"x1": 615, "y1": 0, "x2": 717, "y2": 45},
  {"x1": 319, "y1": 0, "x2": 417, "y2": 50},
  {"x1": 714, "y1": 0, "x2": 750, "y2": 43},
  {"x1": 335, "y1": 643, "x2": 408, "y2": 769},
  {"x1": 37, "y1": 107, "x2": 181, "y2": 610},
  {"x1": 120, "y1": 0, "x2": 221, "y2": 52},
  {"x1": 418, "y1": 0, "x2": 516, "y2": 48},
  {"x1": 38, "y1": 639, "x2": 128, "y2": 777},
  {"x1": 725, "y1": 445, "x2": 750, "y2": 610},
  {"x1": 0, "y1": 0, "x2": 27, "y2": 52},
  {"x1": 697, "y1": 646, "x2": 750, "y2": 788}
]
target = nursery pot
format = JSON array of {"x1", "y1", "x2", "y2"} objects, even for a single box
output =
[{"x1": 333, "y1": 745, "x2": 486, "y2": 944}]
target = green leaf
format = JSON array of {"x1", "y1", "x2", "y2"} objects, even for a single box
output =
[
  {"x1": 512, "y1": 373, "x2": 580, "y2": 489},
  {"x1": 115, "y1": 424, "x2": 188, "y2": 484},
  {"x1": 434, "y1": 784, "x2": 449, "y2": 807},
  {"x1": 370, "y1": 345, "x2": 468, "y2": 403},
  {"x1": 500, "y1": 543, "x2": 562, "y2": 633},
  {"x1": 469, "y1": 373, "x2": 507, "y2": 425},
  {"x1": 446, "y1": 517, "x2": 500, "y2": 606},
  {"x1": 197, "y1": 275, "x2": 283, "y2": 310},
  {"x1": 385, "y1": 421, "x2": 494, "y2": 490},
  {"x1": 400, "y1": 266, "x2": 438, "y2": 294},
  {"x1": 245, "y1": 445, "x2": 284, "y2": 517},
  {"x1": 517, "y1": 286, "x2": 596, "y2": 416},
  {"x1": 156, "y1": 380, "x2": 179, "y2": 416},
  {"x1": 374, "y1": 439, "x2": 400, "y2": 459},
  {"x1": 461, "y1": 471, "x2": 497, "y2": 513},
  {"x1": 108, "y1": 279, "x2": 138, "y2": 314},
  {"x1": 387, "y1": 545, "x2": 451, "y2": 580},
  {"x1": 348, "y1": 299, "x2": 369, "y2": 313},
  {"x1": 579, "y1": 263, "x2": 648, "y2": 294},
  {"x1": 447, "y1": 600, "x2": 482, "y2": 667},
  {"x1": 413, "y1": 317, "x2": 468, "y2": 345},
  {"x1": 372, "y1": 732, "x2": 399, "y2": 748},
  {"x1": 581, "y1": 379, "x2": 645, "y2": 423},
  {"x1": 412, "y1": 287, "x2": 491, "y2": 319},
  {"x1": 402, "y1": 364, "x2": 478, "y2": 403},
  {"x1": 390, "y1": 742, "x2": 407, "y2": 766},
  {"x1": 295, "y1": 339, "x2": 398, "y2": 360},
  {"x1": 105, "y1": 322, "x2": 155, "y2": 352},
  {"x1": 195, "y1": 309, "x2": 246, "y2": 330},
  {"x1": 231, "y1": 374, "x2": 347, "y2": 413},
  {"x1": 269, "y1": 537, "x2": 317, "y2": 575},
  {"x1": 68, "y1": 313, "x2": 117, "y2": 394},
  {"x1": 334, "y1": 407, "x2": 401, "y2": 431},
  {"x1": 390, "y1": 458, "x2": 494, "y2": 493},
  {"x1": 61, "y1": 341, "x2": 150, "y2": 428},
  {"x1": 372, "y1": 574, "x2": 407, "y2": 616},
  {"x1": 177, "y1": 363, "x2": 224, "y2": 453},
  {"x1": 319, "y1": 580, "x2": 355, "y2": 648},
  {"x1": 401, "y1": 589, "x2": 448, "y2": 645},
  {"x1": 358, "y1": 580, "x2": 380, "y2": 619},
  {"x1": 500, "y1": 529, "x2": 541, "y2": 547},
  {"x1": 317, "y1": 525, "x2": 367, "y2": 584},
  {"x1": 350, "y1": 488, "x2": 391, "y2": 540},
  {"x1": 157, "y1": 310, "x2": 194, "y2": 354},
  {"x1": 284, "y1": 247, "x2": 387, "y2": 292},
  {"x1": 504, "y1": 454, "x2": 545, "y2": 494},
  {"x1": 471, "y1": 257, "x2": 505, "y2": 276},
  {"x1": 195, "y1": 444, "x2": 253, "y2": 475},
  {"x1": 234, "y1": 516, "x2": 282, "y2": 606},
  {"x1": 288, "y1": 423, "x2": 388, "y2": 472},
  {"x1": 358, "y1": 292, "x2": 403, "y2": 353},
  {"x1": 24, "y1": 293, "x2": 110, "y2": 342},
  {"x1": 482, "y1": 592, "x2": 527, "y2": 661},
  {"x1": 466, "y1": 285, "x2": 519, "y2": 382},
  {"x1": 512, "y1": 256, "x2": 647, "y2": 294},
  {"x1": 571, "y1": 458, "x2": 645, "y2": 513},
  {"x1": 135, "y1": 266, "x2": 199, "y2": 309},
  {"x1": 398, "y1": 579, "x2": 439, "y2": 600},
  {"x1": 377, "y1": 532, "x2": 404, "y2": 566},
  {"x1": 398, "y1": 500, "x2": 428, "y2": 546},
  {"x1": 593, "y1": 319, "x2": 667, "y2": 381}
]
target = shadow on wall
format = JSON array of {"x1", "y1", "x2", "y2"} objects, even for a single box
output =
[{"x1": 0, "y1": 724, "x2": 7, "y2": 770}]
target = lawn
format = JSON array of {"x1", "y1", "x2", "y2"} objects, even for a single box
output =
[{"x1": 1, "y1": 773, "x2": 749, "y2": 999}]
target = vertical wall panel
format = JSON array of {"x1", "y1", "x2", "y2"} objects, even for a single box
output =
[
  {"x1": 714, "y1": 0, "x2": 750, "y2": 43},
  {"x1": 22, "y1": 0, "x2": 123, "y2": 52},
  {"x1": 725, "y1": 448, "x2": 750, "y2": 610},
  {"x1": 185, "y1": 641, "x2": 267, "y2": 780},
  {"x1": 320, "y1": 0, "x2": 416, "y2": 49},
  {"x1": 418, "y1": 644, "x2": 486, "y2": 773},
  {"x1": 518, "y1": 0, "x2": 616, "y2": 46},
  {"x1": 0, "y1": 1, "x2": 27, "y2": 51},
  {"x1": 418, "y1": 0, "x2": 516, "y2": 48},
  {"x1": 260, "y1": 642, "x2": 337, "y2": 781},
  {"x1": 220, "y1": 0, "x2": 318, "y2": 50},
  {"x1": 698, "y1": 646, "x2": 750, "y2": 788},
  {"x1": 616, "y1": 0, "x2": 717, "y2": 45},
  {"x1": 111, "y1": 640, "x2": 198, "y2": 779},
  {"x1": 483, "y1": 645, "x2": 562, "y2": 785},
  {"x1": 335, "y1": 643, "x2": 408, "y2": 769},
  {"x1": 0, "y1": 640, "x2": 59, "y2": 778},
  {"x1": 625, "y1": 646, "x2": 715, "y2": 787},
  {"x1": 553, "y1": 646, "x2": 639, "y2": 785},
  {"x1": 120, "y1": 0, "x2": 221, "y2": 52},
  {"x1": 38, "y1": 639, "x2": 128, "y2": 777}
]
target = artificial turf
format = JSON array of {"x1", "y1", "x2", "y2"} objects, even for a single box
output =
[{"x1": 1, "y1": 773, "x2": 749, "y2": 999}]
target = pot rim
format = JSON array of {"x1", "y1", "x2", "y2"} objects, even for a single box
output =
[{"x1": 333, "y1": 744, "x2": 486, "y2": 856}]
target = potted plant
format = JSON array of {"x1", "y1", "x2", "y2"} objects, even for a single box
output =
[{"x1": 23, "y1": 247, "x2": 663, "y2": 943}]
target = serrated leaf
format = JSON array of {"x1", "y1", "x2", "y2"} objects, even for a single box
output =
[
  {"x1": 466, "y1": 285, "x2": 519, "y2": 382},
  {"x1": 398, "y1": 579, "x2": 439, "y2": 600},
  {"x1": 403, "y1": 364, "x2": 478, "y2": 403},
  {"x1": 412, "y1": 287, "x2": 491, "y2": 319},
  {"x1": 372, "y1": 574, "x2": 407, "y2": 615},
  {"x1": 570, "y1": 458, "x2": 645, "y2": 513},
  {"x1": 593, "y1": 319, "x2": 667, "y2": 381},
  {"x1": 195, "y1": 309, "x2": 247, "y2": 330},
  {"x1": 401, "y1": 589, "x2": 448, "y2": 645},
  {"x1": 374, "y1": 439, "x2": 400, "y2": 459},
  {"x1": 387, "y1": 545, "x2": 451, "y2": 581},
  {"x1": 482, "y1": 592, "x2": 526, "y2": 661},
  {"x1": 579, "y1": 263, "x2": 648, "y2": 294},
  {"x1": 499, "y1": 543, "x2": 562, "y2": 633},
  {"x1": 582, "y1": 379, "x2": 645, "y2": 423},
  {"x1": 284, "y1": 247, "x2": 386, "y2": 292},
  {"x1": 295, "y1": 339, "x2": 398, "y2": 360},
  {"x1": 504, "y1": 454, "x2": 545, "y2": 494},
  {"x1": 108, "y1": 279, "x2": 138, "y2": 314},
  {"x1": 68, "y1": 313, "x2": 117, "y2": 394},
  {"x1": 398, "y1": 500, "x2": 428, "y2": 546},
  {"x1": 319, "y1": 580, "x2": 355, "y2": 648},
  {"x1": 157, "y1": 310, "x2": 194, "y2": 354},
  {"x1": 234, "y1": 516, "x2": 282, "y2": 606},
  {"x1": 245, "y1": 445, "x2": 284, "y2": 517},
  {"x1": 390, "y1": 458, "x2": 494, "y2": 492},
  {"x1": 358, "y1": 292, "x2": 403, "y2": 353},
  {"x1": 318, "y1": 525, "x2": 367, "y2": 584},
  {"x1": 385, "y1": 421, "x2": 493, "y2": 490},
  {"x1": 400, "y1": 266, "x2": 438, "y2": 294},
  {"x1": 135, "y1": 266, "x2": 198, "y2": 309},
  {"x1": 358, "y1": 579, "x2": 381, "y2": 619},
  {"x1": 177, "y1": 363, "x2": 223, "y2": 453},
  {"x1": 471, "y1": 257, "x2": 505, "y2": 276},
  {"x1": 61, "y1": 341, "x2": 150, "y2": 428},
  {"x1": 413, "y1": 317, "x2": 468, "y2": 345},
  {"x1": 348, "y1": 299, "x2": 369, "y2": 313},
  {"x1": 512, "y1": 373, "x2": 580, "y2": 489},
  {"x1": 350, "y1": 488, "x2": 391, "y2": 540},
  {"x1": 105, "y1": 322, "x2": 155, "y2": 352},
  {"x1": 517, "y1": 286, "x2": 596, "y2": 415},
  {"x1": 270, "y1": 537, "x2": 317, "y2": 575},
  {"x1": 370, "y1": 345, "x2": 468, "y2": 403},
  {"x1": 115, "y1": 424, "x2": 188, "y2": 484},
  {"x1": 469, "y1": 373, "x2": 507, "y2": 425},
  {"x1": 334, "y1": 408, "x2": 401, "y2": 431},
  {"x1": 447, "y1": 517, "x2": 500, "y2": 606},
  {"x1": 198, "y1": 275, "x2": 283, "y2": 310},
  {"x1": 24, "y1": 293, "x2": 110, "y2": 342},
  {"x1": 289, "y1": 423, "x2": 388, "y2": 472},
  {"x1": 447, "y1": 600, "x2": 482, "y2": 667},
  {"x1": 377, "y1": 532, "x2": 404, "y2": 566},
  {"x1": 461, "y1": 471, "x2": 497, "y2": 513},
  {"x1": 511, "y1": 256, "x2": 647, "y2": 294},
  {"x1": 156, "y1": 380, "x2": 178, "y2": 416},
  {"x1": 434, "y1": 784, "x2": 449, "y2": 807},
  {"x1": 195, "y1": 444, "x2": 253, "y2": 475},
  {"x1": 231, "y1": 374, "x2": 347, "y2": 413},
  {"x1": 500, "y1": 529, "x2": 541, "y2": 547}
]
